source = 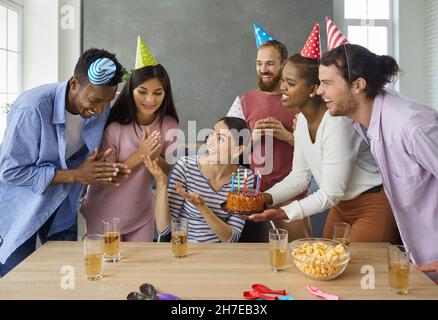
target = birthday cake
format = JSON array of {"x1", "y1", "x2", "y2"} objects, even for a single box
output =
[{"x1": 225, "y1": 189, "x2": 265, "y2": 213}]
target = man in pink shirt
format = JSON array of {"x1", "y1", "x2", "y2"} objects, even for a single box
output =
[
  {"x1": 228, "y1": 38, "x2": 308, "y2": 242},
  {"x1": 318, "y1": 44, "x2": 438, "y2": 283}
]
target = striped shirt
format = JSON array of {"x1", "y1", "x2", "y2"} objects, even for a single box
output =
[{"x1": 161, "y1": 156, "x2": 254, "y2": 243}]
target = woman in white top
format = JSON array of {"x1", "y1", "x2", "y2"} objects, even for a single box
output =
[{"x1": 248, "y1": 54, "x2": 398, "y2": 243}]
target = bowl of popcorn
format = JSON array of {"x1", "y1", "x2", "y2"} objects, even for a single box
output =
[{"x1": 289, "y1": 238, "x2": 350, "y2": 281}]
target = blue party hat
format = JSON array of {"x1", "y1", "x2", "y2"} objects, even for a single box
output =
[
  {"x1": 253, "y1": 22, "x2": 275, "y2": 49},
  {"x1": 88, "y1": 58, "x2": 117, "y2": 85}
]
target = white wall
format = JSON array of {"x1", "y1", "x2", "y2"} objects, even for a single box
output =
[
  {"x1": 333, "y1": 0, "x2": 346, "y2": 36},
  {"x1": 396, "y1": 0, "x2": 426, "y2": 105},
  {"x1": 23, "y1": 0, "x2": 58, "y2": 90},
  {"x1": 424, "y1": 0, "x2": 438, "y2": 109},
  {"x1": 58, "y1": 0, "x2": 81, "y2": 81},
  {"x1": 22, "y1": 0, "x2": 81, "y2": 89}
]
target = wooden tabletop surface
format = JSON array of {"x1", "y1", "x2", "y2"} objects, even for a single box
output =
[{"x1": 0, "y1": 241, "x2": 436, "y2": 300}]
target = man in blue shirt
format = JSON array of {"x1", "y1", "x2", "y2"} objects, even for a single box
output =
[{"x1": 0, "y1": 48, "x2": 130, "y2": 277}]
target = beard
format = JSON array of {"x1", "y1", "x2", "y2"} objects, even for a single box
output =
[
  {"x1": 257, "y1": 72, "x2": 282, "y2": 92},
  {"x1": 327, "y1": 95, "x2": 355, "y2": 117},
  {"x1": 327, "y1": 106, "x2": 343, "y2": 117}
]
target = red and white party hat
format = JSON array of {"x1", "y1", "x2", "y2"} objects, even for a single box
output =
[
  {"x1": 300, "y1": 23, "x2": 321, "y2": 59},
  {"x1": 326, "y1": 17, "x2": 349, "y2": 50}
]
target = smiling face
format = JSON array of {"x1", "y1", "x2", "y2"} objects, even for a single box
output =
[
  {"x1": 68, "y1": 77, "x2": 117, "y2": 119},
  {"x1": 204, "y1": 120, "x2": 243, "y2": 165},
  {"x1": 133, "y1": 78, "x2": 165, "y2": 122},
  {"x1": 317, "y1": 64, "x2": 355, "y2": 117},
  {"x1": 256, "y1": 46, "x2": 284, "y2": 92},
  {"x1": 279, "y1": 61, "x2": 314, "y2": 109}
]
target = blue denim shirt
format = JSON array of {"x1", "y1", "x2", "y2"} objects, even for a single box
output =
[{"x1": 0, "y1": 81, "x2": 110, "y2": 263}]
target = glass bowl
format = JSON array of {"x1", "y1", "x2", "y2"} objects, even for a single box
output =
[{"x1": 289, "y1": 238, "x2": 350, "y2": 281}]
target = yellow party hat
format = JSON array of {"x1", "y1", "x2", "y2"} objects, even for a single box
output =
[{"x1": 135, "y1": 36, "x2": 157, "y2": 69}]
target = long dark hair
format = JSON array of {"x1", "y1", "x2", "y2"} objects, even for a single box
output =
[
  {"x1": 217, "y1": 116, "x2": 251, "y2": 168},
  {"x1": 106, "y1": 64, "x2": 179, "y2": 133},
  {"x1": 320, "y1": 44, "x2": 399, "y2": 99}
]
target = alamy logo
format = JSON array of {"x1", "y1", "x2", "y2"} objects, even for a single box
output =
[{"x1": 60, "y1": 5, "x2": 75, "y2": 30}]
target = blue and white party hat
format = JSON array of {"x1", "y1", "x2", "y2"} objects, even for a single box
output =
[
  {"x1": 88, "y1": 58, "x2": 117, "y2": 85},
  {"x1": 253, "y1": 22, "x2": 275, "y2": 49}
]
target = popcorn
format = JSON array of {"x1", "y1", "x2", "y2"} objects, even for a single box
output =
[{"x1": 291, "y1": 241, "x2": 349, "y2": 280}]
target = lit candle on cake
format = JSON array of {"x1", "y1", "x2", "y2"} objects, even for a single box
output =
[
  {"x1": 237, "y1": 169, "x2": 240, "y2": 193},
  {"x1": 243, "y1": 169, "x2": 248, "y2": 193},
  {"x1": 257, "y1": 173, "x2": 262, "y2": 194},
  {"x1": 231, "y1": 173, "x2": 235, "y2": 192},
  {"x1": 255, "y1": 170, "x2": 260, "y2": 192}
]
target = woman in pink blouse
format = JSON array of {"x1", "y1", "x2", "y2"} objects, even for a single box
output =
[{"x1": 81, "y1": 64, "x2": 179, "y2": 242}]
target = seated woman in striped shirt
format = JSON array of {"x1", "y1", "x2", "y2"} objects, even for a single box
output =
[{"x1": 144, "y1": 117, "x2": 254, "y2": 243}]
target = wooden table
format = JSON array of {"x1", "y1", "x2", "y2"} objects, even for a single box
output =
[{"x1": 0, "y1": 242, "x2": 436, "y2": 300}]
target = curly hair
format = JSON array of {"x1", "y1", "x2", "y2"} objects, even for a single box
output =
[{"x1": 74, "y1": 48, "x2": 124, "y2": 86}]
